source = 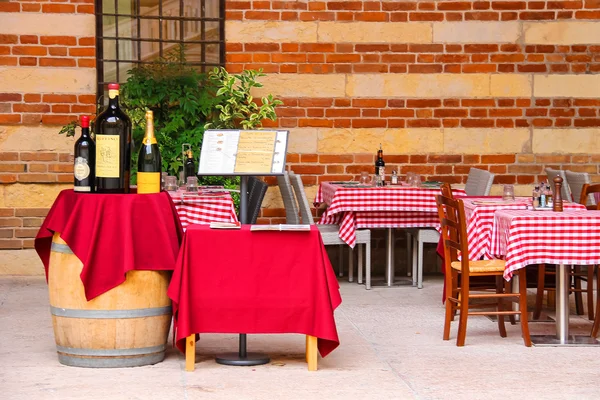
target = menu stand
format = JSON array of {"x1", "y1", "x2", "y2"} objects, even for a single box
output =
[{"x1": 198, "y1": 129, "x2": 289, "y2": 366}]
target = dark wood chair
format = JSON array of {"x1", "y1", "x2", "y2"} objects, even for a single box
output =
[
  {"x1": 533, "y1": 183, "x2": 600, "y2": 321},
  {"x1": 436, "y1": 193, "x2": 531, "y2": 347},
  {"x1": 580, "y1": 184, "x2": 600, "y2": 337}
]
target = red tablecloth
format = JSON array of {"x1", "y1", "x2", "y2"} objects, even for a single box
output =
[
  {"x1": 315, "y1": 182, "x2": 466, "y2": 247},
  {"x1": 491, "y1": 209, "x2": 600, "y2": 280},
  {"x1": 168, "y1": 191, "x2": 238, "y2": 230},
  {"x1": 168, "y1": 225, "x2": 342, "y2": 358},
  {"x1": 35, "y1": 190, "x2": 183, "y2": 300}
]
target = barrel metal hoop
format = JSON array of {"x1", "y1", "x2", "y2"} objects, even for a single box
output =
[
  {"x1": 56, "y1": 344, "x2": 166, "y2": 357},
  {"x1": 50, "y1": 305, "x2": 172, "y2": 319},
  {"x1": 50, "y1": 242, "x2": 73, "y2": 254},
  {"x1": 57, "y1": 352, "x2": 165, "y2": 368}
]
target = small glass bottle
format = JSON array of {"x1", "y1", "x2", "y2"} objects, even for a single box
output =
[
  {"x1": 391, "y1": 170, "x2": 398, "y2": 185},
  {"x1": 546, "y1": 184, "x2": 553, "y2": 208},
  {"x1": 540, "y1": 181, "x2": 547, "y2": 207},
  {"x1": 532, "y1": 184, "x2": 540, "y2": 208}
]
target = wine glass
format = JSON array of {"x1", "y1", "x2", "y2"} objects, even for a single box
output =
[{"x1": 359, "y1": 172, "x2": 372, "y2": 186}]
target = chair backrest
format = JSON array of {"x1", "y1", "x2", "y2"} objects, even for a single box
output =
[
  {"x1": 276, "y1": 172, "x2": 301, "y2": 224},
  {"x1": 288, "y1": 171, "x2": 315, "y2": 225},
  {"x1": 247, "y1": 176, "x2": 268, "y2": 224},
  {"x1": 440, "y1": 182, "x2": 454, "y2": 199},
  {"x1": 464, "y1": 168, "x2": 494, "y2": 196},
  {"x1": 435, "y1": 194, "x2": 470, "y2": 276},
  {"x1": 566, "y1": 170, "x2": 595, "y2": 207},
  {"x1": 579, "y1": 184, "x2": 600, "y2": 210},
  {"x1": 545, "y1": 168, "x2": 572, "y2": 202}
]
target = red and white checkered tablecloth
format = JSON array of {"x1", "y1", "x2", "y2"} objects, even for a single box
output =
[
  {"x1": 490, "y1": 209, "x2": 600, "y2": 280},
  {"x1": 169, "y1": 192, "x2": 238, "y2": 231},
  {"x1": 463, "y1": 197, "x2": 586, "y2": 261},
  {"x1": 314, "y1": 182, "x2": 465, "y2": 247}
]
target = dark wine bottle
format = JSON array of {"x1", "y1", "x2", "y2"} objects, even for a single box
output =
[
  {"x1": 73, "y1": 115, "x2": 95, "y2": 193},
  {"x1": 137, "y1": 110, "x2": 161, "y2": 194},
  {"x1": 375, "y1": 144, "x2": 385, "y2": 176},
  {"x1": 95, "y1": 83, "x2": 132, "y2": 194},
  {"x1": 184, "y1": 150, "x2": 196, "y2": 181}
]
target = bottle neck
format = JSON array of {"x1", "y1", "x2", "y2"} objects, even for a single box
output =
[
  {"x1": 81, "y1": 127, "x2": 90, "y2": 138},
  {"x1": 108, "y1": 90, "x2": 120, "y2": 109},
  {"x1": 144, "y1": 117, "x2": 157, "y2": 144},
  {"x1": 377, "y1": 150, "x2": 383, "y2": 159}
]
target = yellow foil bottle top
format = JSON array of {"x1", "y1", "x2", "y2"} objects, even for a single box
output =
[
  {"x1": 144, "y1": 110, "x2": 157, "y2": 145},
  {"x1": 108, "y1": 89, "x2": 119, "y2": 99}
]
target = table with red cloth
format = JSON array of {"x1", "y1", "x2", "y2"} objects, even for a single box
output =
[
  {"x1": 490, "y1": 209, "x2": 600, "y2": 345},
  {"x1": 168, "y1": 191, "x2": 238, "y2": 231},
  {"x1": 314, "y1": 182, "x2": 466, "y2": 247},
  {"x1": 462, "y1": 197, "x2": 586, "y2": 261},
  {"x1": 35, "y1": 190, "x2": 183, "y2": 300},
  {"x1": 167, "y1": 224, "x2": 342, "y2": 371}
]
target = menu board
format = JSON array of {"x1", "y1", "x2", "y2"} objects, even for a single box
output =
[{"x1": 198, "y1": 129, "x2": 288, "y2": 175}]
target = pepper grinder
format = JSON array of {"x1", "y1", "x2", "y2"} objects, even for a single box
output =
[{"x1": 553, "y1": 175, "x2": 563, "y2": 212}]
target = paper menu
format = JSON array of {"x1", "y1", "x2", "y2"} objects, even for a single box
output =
[
  {"x1": 233, "y1": 130, "x2": 276, "y2": 173},
  {"x1": 271, "y1": 131, "x2": 288, "y2": 173},
  {"x1": 199, "y1": 130, "x2": 239, "y2": 174}
]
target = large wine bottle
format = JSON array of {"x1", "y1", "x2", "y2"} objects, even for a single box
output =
[
  {"x1": 137, "y1": 110, "x2": 162, "y2": 194},
  {"x1": 95, "y1": 83, "x2": 132, "y2": 194},
  {"x1": 73, "y1": 115, "x2": 95, "y2": 193}
]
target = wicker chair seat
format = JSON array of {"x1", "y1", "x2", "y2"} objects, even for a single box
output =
[{"x1": 450, "y1": 259, "x2": 506, "y2": 273}]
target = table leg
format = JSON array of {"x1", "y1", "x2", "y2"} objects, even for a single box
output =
[
  {"x1": 185, "y1": 334, "x2": 195, "y2": 372},
  {"x1": 385, "y1": 228, "x2": 395, "y2": 286},
  {"x1": 306, "y1": 335, "x2": 317, "y2": 371},
  {"x1": 556, "y1": 263, "x2": 569, "y2": 342}
]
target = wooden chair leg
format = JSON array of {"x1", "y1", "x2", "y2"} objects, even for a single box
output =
[
  {"x1": 451, "y1": 270, "x2": 459, "y2": 321},
  {"x1": 456, "y1": 284, "x2": 469, "y2": 347},
  {"x1": 306, "y1": 335, "x2": 318, "y2": 371},
  {"x1": 504, "y1": 280, "x2": 516, "y2": 325},
  {"x1": 592, "y1": 267, "x2": 600, "y2": 338},
  {"x1": 443, "y1": 270, "x2": 454, "y2": 341},
  {"x1": 518, "y1": 270, "x2": 532, "y2": 347},
  {"x1": 533, "y1": 263, "x2": 546, "y2": 320},
  {"x1": 587, "y1": 265, "x2": 594, "y2": 321},
  {"x1": 185, "y1": 334, "x2": 196, "y2": 372},
  {"x1": 573, "y1": 266, "x2": 584, "y2": 316},
  {"x1": 496, "y1": 276, "x2": 507, "y2": 338}
]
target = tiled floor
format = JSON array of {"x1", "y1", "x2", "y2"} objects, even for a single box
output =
[{"x1": 1, "y1": 275, "x2": 599, "y2": 400}]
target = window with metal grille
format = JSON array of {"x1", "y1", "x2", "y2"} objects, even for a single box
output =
[{"x1": 95, "y1": 0, "x2": 225, "y2": 100}]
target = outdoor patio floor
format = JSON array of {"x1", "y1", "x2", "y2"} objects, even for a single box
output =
[{"x1": 1, "y1": 275, "x2": 599, "y2": 400}]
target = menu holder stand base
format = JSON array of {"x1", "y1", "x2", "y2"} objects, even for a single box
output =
[
  {"x1": 531, "y1": 335, "x2": 600, "y2": 347},
  {"x1": 215, "y1": 334, "x2": 270, "y2": 366}
]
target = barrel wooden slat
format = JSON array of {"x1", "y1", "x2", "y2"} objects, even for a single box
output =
[{"x1": 48, "y1": 232, "x2": 172, "y2": 368}]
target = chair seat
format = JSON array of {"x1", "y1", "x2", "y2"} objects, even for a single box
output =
[
  {"x1": 451, "y1": 259, "x2": 506, "y2": 273},
  {"x1": 317, "y1": 224, "x2": 370, "y2": 245}
]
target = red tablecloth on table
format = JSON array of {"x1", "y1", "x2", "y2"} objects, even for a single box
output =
[
  {"x1": 169, "y1": 192, "x2": 238, "y2": 230},
  {"x1": 168, "y1": 225, "x2": 342, "y2": 358},
  {"x1": 35, "y1": 190, "x2": 183, "y2": 300},
  {"x1": 315, "y1": 182, "x2": 466, "y2": 247},
  {"x1": 491, "y1": 209, "x2": 600, "y2": 280}
]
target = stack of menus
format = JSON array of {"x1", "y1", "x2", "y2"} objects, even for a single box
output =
[{"x1": 198, "y1": 130, "x2": 289, "y2": 175}]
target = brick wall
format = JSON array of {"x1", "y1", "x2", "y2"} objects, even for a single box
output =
[{"x1": 0, "y1": 3, "x2": 93, "y2": 253}]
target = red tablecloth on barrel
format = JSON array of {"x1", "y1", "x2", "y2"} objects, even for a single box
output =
[
  {"x1": 168, "y1": 225, "x2": 342, "y2": 358},
  {"x1": 35, "y1": 190, "x2": 183, "y2": 300}
]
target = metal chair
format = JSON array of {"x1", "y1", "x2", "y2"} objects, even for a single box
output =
[
  {"x1": 288, "y1": 171, "x2": 373, "y2": 289},
  {"x1": 276, "y1": 172, "x2": 301, "y2": 224},
  {"x1": 436, "y1": 193, "x2": 531, "y2": 347},
  {"x1": 566, "y1": 170, "x2": 596, "y2": 208},
  {"x1": 545, "y1": 168, "x2": 572, "y2": 202},
  {"x1": 247, "y1": 176, "x2": 268, "y2": 224},
  {"x1": 464, "y1": 167, "x2": 495, "y2": 196}
]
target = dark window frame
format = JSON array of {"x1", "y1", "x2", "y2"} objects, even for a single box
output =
[{"x1": 95, "y1": 0, "x2": 225, "y2": 99}]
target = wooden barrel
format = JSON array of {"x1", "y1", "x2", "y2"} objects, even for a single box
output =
[{"x1": 48, "y1": 233, "x2": 172, "y2": 368}]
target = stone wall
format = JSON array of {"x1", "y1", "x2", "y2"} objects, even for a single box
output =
[{"x1": 0, "y1": 1, "x2": 599, "y2": 269}]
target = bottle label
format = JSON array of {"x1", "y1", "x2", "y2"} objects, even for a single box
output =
[
  {"x1": 96, "y1": 135, "x2": 120, "y2": 178},
  {"x1": 137, "y1": 172, "x2": 161, "y2": 194},
  {"x1": 73, "y1": 157, "x2": 90, "y2": 181},
  {"x1": 74, "y1": 186, "x2": 91, "y2": 192}
]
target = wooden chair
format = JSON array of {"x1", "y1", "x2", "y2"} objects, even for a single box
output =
[
  {"x1": 436, "y1": 193, "x2": 531, "y2": 346},
  {"x1": 533, "y1": 182, "x2": 600, "y2": 321},
  {"x1": 566, "y1": 170, "x2": 595, "y2": 209}
]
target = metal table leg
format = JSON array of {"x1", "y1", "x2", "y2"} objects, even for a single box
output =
[
  {"x1": 385, "y1": 228, "x2": 394, "y2": 286},
  {"x1": 531, "y1": 264, "x2": 599, "y2": 346}
]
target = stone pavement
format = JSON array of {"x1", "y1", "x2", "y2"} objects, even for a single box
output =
[{"x1": 1, "y1": 275, "x2": 599, "y2": 400}]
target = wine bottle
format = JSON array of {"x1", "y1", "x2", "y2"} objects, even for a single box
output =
[
  {"x1": 184, "y1": 150, "x2": 196, "y2": 181},
  {"x1": 375, "y1": 144, "x2": 385, "y2": 186},
  {"x1": 73, "y1": 115, "x2": 95, "y2": 193},
  {"x1": 137, "y1": 110, "x2": 162, "y2": 194},
  {"x1": 95, "y1": 83, "x2": 132, "y2": 194}
]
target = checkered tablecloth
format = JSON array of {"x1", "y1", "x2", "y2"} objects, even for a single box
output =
[
  {"x1": 491, "y1": 209, "x2": 600, "y2": 280},
  {"x1": 169, "y1": 192, "x2": 238, "y2": 230},
  {"x1": 463, "y1": 197, "x2": 586, "y2": 261},
  {"x1": 314, "y1": 182, "x2": 465, "y2": 247}
]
